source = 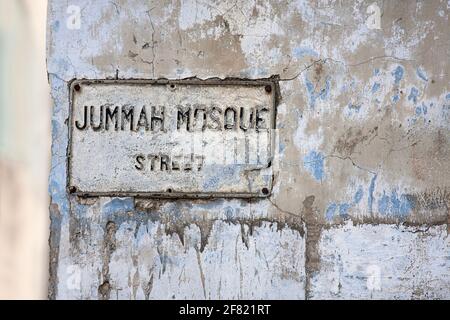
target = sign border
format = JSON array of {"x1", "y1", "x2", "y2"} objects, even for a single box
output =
[{"x1": 67, "y1": 78, "x2": 278, "y2": 199}]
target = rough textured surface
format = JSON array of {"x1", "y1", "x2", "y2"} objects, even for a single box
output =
[{"x1": 47, "y1": 0, "x2": 449, "y2": 299}]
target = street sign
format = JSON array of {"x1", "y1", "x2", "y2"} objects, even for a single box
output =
[{"x1": 68, "y1": 79, "x2": 276, "y2": 198}]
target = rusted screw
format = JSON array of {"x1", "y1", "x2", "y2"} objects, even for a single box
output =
[
  {"x1": 261, "y1": 187, "x2": 270, "y2": 195},
  {"x1": 264, "y1": 85, "x2": 272, "y2": 94},
  {"x1": 74, "y1": 84, "x2": 81, "y2": 92},
  {"x1": 69, "y1": 186, "x2": 77, "y2": 194}
]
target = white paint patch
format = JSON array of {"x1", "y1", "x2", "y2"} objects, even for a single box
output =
[
  {"x1": 293, "y1": 115, "x2": 324, "y2": 153},
  {"x1": 311, "y1": 223, "x2": 450, "y2": 299},
  {"x1": 178, "y1": 0, "x2": 216, "y2": 30}
]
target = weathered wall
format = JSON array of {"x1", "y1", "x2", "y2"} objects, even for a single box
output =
[{"x1": 47, "y1": 0, "x2": 449, "y2": 299}]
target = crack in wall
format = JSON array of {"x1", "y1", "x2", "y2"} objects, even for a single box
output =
[
  {"x1": 48, "y1": 202, "x2": 61, "y2": 300},
  {"x1": 98, "y1": 221, "x2": 117, "y2": 300},
  {"x1": 302, "y1": 195, "x2": 321, "y2": 300}
]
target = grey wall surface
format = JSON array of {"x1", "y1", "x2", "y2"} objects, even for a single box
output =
[{"x1": 47, "y1": 0, "x2": 449, "y2": 299}]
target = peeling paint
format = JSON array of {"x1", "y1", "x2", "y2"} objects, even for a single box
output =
[
  {"x1": 47, "y1": 0, "x2": 450, "y2": 300},
  {"x1": 303, "y1": 150, "x2": 325, "y2": 181}
]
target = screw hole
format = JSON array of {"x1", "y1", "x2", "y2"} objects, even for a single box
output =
[
  {"x1": 261, "y1": 187, "x2": 270, "y2": 195},
  {"x1": 69, "y1": 186, "x2": 77, "y2": 194},
  {"x1": 170, "y1": 84, "x2": 175, "y2": 89},
  {"x1": 167, "y1": 188, "x2": 172, "y2": 193},
  {"x1": 74, "y1": 84, "x2": 81, "y2": 92},
  {"x1": 264, "y1": 85, "x2": 272, "y2": 93}
]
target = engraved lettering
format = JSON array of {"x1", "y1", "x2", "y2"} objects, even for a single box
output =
[
  {"x1": 133, "y1": 154, "x2": 204, "y2": 172},
  {"x1": 160, "y1": 154, "x2": 169, "y2": 171},
  {"x1": 136, "y1": 106, "x2": 149, "y2": 131},
  {"x1": 224, "y1": 106, "x2": 237, "y2": 130},
  {"x1": 75, "y1": 105, "x2": 88, "y2": 130},
  {"x1": 177, "y1": 105, "x2": 191, "y2": 131},
  {"x1": 172, "y1": 156, "x2": 181, "y2": 171},
  {"x1": 196, "y1": 155, "x2": 205, "y2": 171},
  {"x1": 193, "y1": 104, "x2": 207, "y2": 131},
  {"x1": 90, "y1": 105, "x2": 104, "y2": 131},
  {"x1": 184, "y1": 154, "x2": 192, "y2": 171},
  {"x1": 151, "y1": 106, "x2": 165, "y2": 131},
  {"x1": 79, "y1": 104, "x2": 268, "y2": 133},
  {"x1": 208, "y1": 106, "x2": 222, "y2": 130},
  {"x1": 256, "y1": 106, "x2": 269, "y2": 131},
  {"x1": 105, "y1": 105, "x2": 119, "y2": 131},
  {"x1": 149, "y1": 154, "x2": 157, "y2": 171},
  {"x1": 121, "y1": 105, "x2": 134, "y2": 131},
  {"x1": 135, "y1": 154, "x2": 145, "y2": 170},
  {"x1": 239, "y1": 107, "x2": 255, "y2": 131}
]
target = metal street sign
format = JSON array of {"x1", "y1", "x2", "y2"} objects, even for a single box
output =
[{"x1": 68, "y1": 79, "x2": 276, "y2": 198}]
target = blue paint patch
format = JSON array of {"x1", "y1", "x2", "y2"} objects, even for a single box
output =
[
  {"x1": 51, "y1": 119, "x2": 60, "y2": 139},
  {"x1": 416, "y1": 67, "x2": 428, "y2": 82},
  {"x1": 304, "y1": 76, "x2": 331, "y2": 109},
  {"x1": 354, "y1": 186, "x2": 364, "y2": 204},
  {"x1": 377, "y1": 190, "x2": 415, "y2": 218},
  {"x1": 202, "y1": 166, "x2": 238, "y2": 190},
  {"x1": 408, "y1": 87, "x2": 419, "y2": 104},
  {"x1": 392, "y1": 66, "x2": 404, "y2": 85},
  {"x1": 442, "y1": 104, "x2": 450, "y2": 121},
  {"x1": 395, "y1": 191, "x2": 415, "y2": 216},
  {"x1": 371, "y1": 82, "x2": 380, "y2": 93},
  {"x1": 415, "y1": 106, "x2": 422, "y2": 115},
  {"x1": 303, "y1": 150, "x2": 325, "y2": 181},
  {"x1": 224, "y1": 206, "x2": 236, "y2": 219},
  {"x1": 305, "y1": 79, "x2": 315, "y2": 106},
  {"x1": 292, "y1": 46, "x2": 318, "y2": 58},
  {"x1": 103, "y1": 198, "x2": 134, "y2": 215},
  {"x1": 408, "y1": 117, "x2": 417, "y2": 125},
  {"x1": 368, "y1": 174, "x2": 377, "y2": 213},
  {"x1": 325, "y1": 203, "x2": 338, "y2": 221},
  {"x1": 378, "y1": 192, "x2": 390, "y2": 214},
  {"x1": 325, "y1": 185, "x2": 364, "y2": 221},
  {"x1": 48, "y1": 167, "x2": 69, "y2": 214},
  {"x1": 415, "y1": 103, "x2": 428, "y2": 116},
  {"x1": 57, "y1": 58, "x2": 71, "y2": 73},
  {"x1": 322, "y1": 79, "x2": 331, "y2": 99},
  {"x1": 391, "y1": 94, "x2": 400, "y2": 103},
  {"x1": 446, "y1": 93, "x2": 450, "y2": 100},
  {"x1": 373, "y1": 68, "x2": 380, "y2": 76},
  {"x1": 256, "y1": 67, "x2": 268, "y2": 76},
  {"x1": 347, "y1": 103, "x2": 361, "y2": 112},
  {"x1": 52, "y1": 20, "x2": 60, "y2": 32},
  {"x1": 339, "y1": 203, "x2": 351, "y2": 218}
]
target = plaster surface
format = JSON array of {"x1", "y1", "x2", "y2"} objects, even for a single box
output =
[{"x1": 47, "y1": 0, "x2": 449, "y2": 299}]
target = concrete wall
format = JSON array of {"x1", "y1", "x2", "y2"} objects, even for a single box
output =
[{"x1": 47, "y1": 0, "x2": 449, "y2": 299}]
